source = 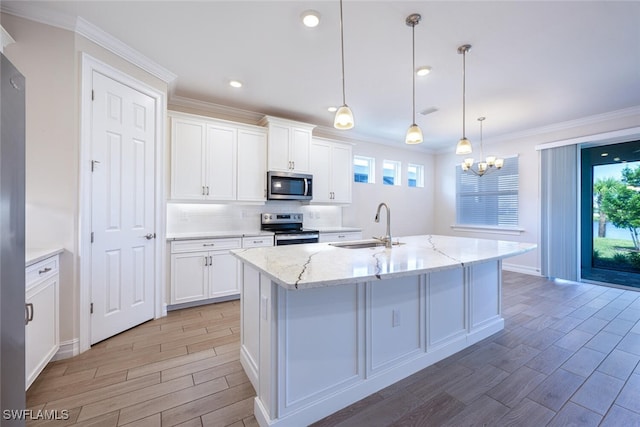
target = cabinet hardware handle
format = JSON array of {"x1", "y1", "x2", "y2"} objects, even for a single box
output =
[
  {"x1": 202, "y1": 186, "x2": 206, "y2": 195},
  {"x1": 25, "y1": 303, "x2": 34, "y2": 325},
  {"x1": 209, "y1": 256, "x2": 213, "y2": 265},
  {"x1": 253, "y1": 240, "x2": 261, "y2": 244},
  {"x1": 292, "y1": 161, "x2": 295, "y2": 169},
  {"x1": 38, "y1": 267, "x2": 52, "y2": 275},
  {"x1": 202, "y1": 243, "x2": 215, "y2": 246},
  {"x1": 206, "y1": 186, "x2": 210, "y2": 195},
  {"x1": 204, "y1": 256, "x2": 209, "y2": 267}
]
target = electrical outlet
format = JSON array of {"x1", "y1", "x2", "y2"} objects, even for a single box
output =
[{"x1": 392, "y1": 309, "x2": 401, "y2": 327}]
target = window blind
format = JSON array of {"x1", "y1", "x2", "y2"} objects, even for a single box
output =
[{"x1": 456, "y1": 156, "x2": 519, "y2": 227}]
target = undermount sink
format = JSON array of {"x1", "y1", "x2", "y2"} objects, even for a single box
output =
[{"x1": 329, "y1": 239, "x2": 404, "y2": 249}]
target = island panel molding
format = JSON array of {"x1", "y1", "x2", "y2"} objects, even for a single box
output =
[{"x1": 233, "y1": 234, "x2": 535, "y2": 426}]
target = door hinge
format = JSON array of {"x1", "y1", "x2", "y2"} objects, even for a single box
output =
[
  {"x1": 90, "y1": 232, "x2": 94, "y2": 243},
  {"x1": 90, "y1": 303, "x2": 94, "y2": 314},
  {"x1": 91, "y1": 89, "x2": 94, "y2": 101}
]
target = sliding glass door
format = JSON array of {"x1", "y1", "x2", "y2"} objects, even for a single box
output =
[{"x1": 581, "y1": 140, "x2": 640, "y2": 288}]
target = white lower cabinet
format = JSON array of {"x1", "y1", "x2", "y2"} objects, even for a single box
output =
[
  {"x1": 170, "y1": 238, "x2": 242, "y2": 304},
  {"x1": 25, "y1": 254, "x2": 60, "y2": 390},
  {"x1": 318, "y1": 231, "x2": 362, "y2": 243}
]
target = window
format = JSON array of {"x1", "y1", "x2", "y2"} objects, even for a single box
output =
[
  {"x1": 383, "y1": 160, "x2": 401, "y2": 186},
  {"x1": 456, "y1": 156, "x2": 519, "y2": 227},
  {"x1": 354, "y1": 156, "x2": 375, "y2": 183},
  {"x1": 408, "y1": 164, "x2": 424, "y2": 188}
]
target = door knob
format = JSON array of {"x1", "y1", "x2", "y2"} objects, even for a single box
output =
[{"x1": 143, "y1": 233, "x2": 156, "y2": 240}]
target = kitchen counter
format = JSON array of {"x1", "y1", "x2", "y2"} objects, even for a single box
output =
[
  {"x1": 232, "y1": 234, "x2": 535, "y2": 290},
  {"x1": 26, "y1": 247, "x2": 64, "y2": 267},
  {"x1": 235, "y1": 234, "x2": 535, "y2": 426},
  {"x1": 166, "y1": 230, "x2": 274, "y2": 241}
]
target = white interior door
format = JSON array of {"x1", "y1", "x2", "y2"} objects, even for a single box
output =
[{"x1": 90, "y1": 71, "x2": 156, "y2": 344}]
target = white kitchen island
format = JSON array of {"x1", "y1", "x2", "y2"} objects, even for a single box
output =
[{"x1": 231, "y1": 235, "x2": 536, "y2": 427}]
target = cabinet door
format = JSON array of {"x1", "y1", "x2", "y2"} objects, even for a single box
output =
[
  {"x1": 237, "y1": 129, "x2": 267, "y2": 201},
  {"x1": 205, "y1": 125, "x2": 237, "y2": 200},
  {"x1": 171, "y1": 252, "x2": 208, "y2": 304},
  {"x1": 267, "y1": 124, "x2": 291, "y2": 172},
  {"x1": 171, "y1": 118, "x2": 206, "y2": 199},
  {"x1": 210, "y1": 252, "x2": 239, "y2": 298},
  {"x1": 310, "y1": 140, "x2": 332, "y2": 203},
  {"x1": 330, "y1": 143, "x2": 352, "y2": 203},
  {"x1": 290, "y1": 128, "x2": 311, "y2": 172},
  {"x1": 25, "y1": 276, "x2": 59, "y2": 389}
]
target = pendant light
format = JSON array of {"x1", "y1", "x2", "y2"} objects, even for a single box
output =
[
  {"x1": 405, "y1": 14, "x2": 423, "y2": 144},
  {"x1": 455, "y1": 44, "x2": 472, "y2": 155},
  {"x1": 461, "y1": 117, "x2": 504, "y2": 176},
  {"x1": 334, "y1": 0, "x2": 354, "y2": 130}
]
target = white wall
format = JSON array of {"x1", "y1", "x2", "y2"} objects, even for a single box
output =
[
  {"x1": 2, "y1": 14, "x2": 167, "y2": 350},
  {"x1": 433, "y1": 109, "x2": 640, "y2": 275},
  {"x1": 343, "y1": 141, "x2": 434, "y2": 240}
]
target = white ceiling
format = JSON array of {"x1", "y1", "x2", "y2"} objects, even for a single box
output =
[{"x1": 6, "y1": 1, "x2": 640, "y2": 152}]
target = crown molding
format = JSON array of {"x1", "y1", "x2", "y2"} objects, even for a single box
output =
[
  {"x1": 0, "y1": 2, "x2": 176, "y2": 84},
  {"x1": 491, "y1": 105, "x2": 640, "y2": 144},
  {"x1": 168, "y1": 95, "x2": 264, "y2": 125},
  {"x1": 75, "y1": 17, "x2": 176, "y2": 84},
  {"x1": 0, "y1": 1, "x2": 75, "y2": 31}
]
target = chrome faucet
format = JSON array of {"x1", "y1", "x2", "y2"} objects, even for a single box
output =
[{"x1": 374, "y1": 202, "x2": 392, "y2": 248}]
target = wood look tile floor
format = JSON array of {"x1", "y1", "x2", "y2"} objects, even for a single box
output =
[{"x1": 27, "y1": 272, "x2": 640, "y2": 426}]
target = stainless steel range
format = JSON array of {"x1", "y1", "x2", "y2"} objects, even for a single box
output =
[{"x1": 261, "y1": 213, "x2": 319, "y2": 246}]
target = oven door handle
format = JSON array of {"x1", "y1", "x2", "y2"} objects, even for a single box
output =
[
  {"x1": 304, "y1": 178, "x2": 309, "y2": 196},
  {"x1": 276, "y1": 233, "x2": 319, "y2": 241}
]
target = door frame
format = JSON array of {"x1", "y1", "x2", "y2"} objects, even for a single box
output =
[{"x1": 79, "y1": 53, "x2": 167, "y2": 353}]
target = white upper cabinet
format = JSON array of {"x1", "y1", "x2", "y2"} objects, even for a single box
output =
[
  {"x1": 206, "y1": 124, "x2": 237, "y2": 200},
  {"x1": 237, "y1": 128, "x2": 267, "y2": 201},
  {"x1": 170, "y1": 112, "x2": 267, "y2": 202},
  {"x1": 260, "y1": 116, "x2": 315, "y2": 173},
  {"x1": 310, "y1": 137, "x2": 353, "y2": 204},
  {"x1": 171, "y1": 117, "x2": 207, "y2": 200}
]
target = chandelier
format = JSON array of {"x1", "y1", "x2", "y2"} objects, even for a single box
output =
[{"x1": 461, "y1": 117, "x2": 504, "y2": 176}]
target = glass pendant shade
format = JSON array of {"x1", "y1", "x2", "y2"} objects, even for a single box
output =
[
  {"x1": 494, "y1": 158, "x2": 505, "y2": 169},
  {"x1": 405, "y1": 124, "x2": 423, "y2": 144},
  {"x1": 456, "y1": 137, "x2": 473, "y2": 155},
  {"x1": 334, "y1": 105, "x2": 354, "y2": 129}
]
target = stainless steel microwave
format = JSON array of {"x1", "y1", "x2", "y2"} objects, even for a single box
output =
[{"x1": 267, "y1": 171, "x2": 313, "y2": 201}]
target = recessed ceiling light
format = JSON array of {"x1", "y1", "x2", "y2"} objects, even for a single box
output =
[
  {"x1": 327, "y1": 106, "x2": 337, "y2": 112},
  {"x1": 416, "y1": 66, "x2": 431, "y2": 76},
  {"x1": 301, "y1": 10, "x2": 320, "y2": 28},
  {"x1": 614, "y1": 157, "x2": 621, "y2": 161},
  {"x1": 601, "y1": 152, "x2": 609, "y2": 157},
  {"x1": 229, "y1": 80, "x2": 243, "y2": 88}
]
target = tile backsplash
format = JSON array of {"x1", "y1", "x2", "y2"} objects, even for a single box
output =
[{"x1": 166, "y1": 202, "x2": 343, "y2": 234}]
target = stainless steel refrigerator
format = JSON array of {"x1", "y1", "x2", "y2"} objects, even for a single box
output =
[{"x1": 0, "y1": 52, "x2": 26, "y2": 425}]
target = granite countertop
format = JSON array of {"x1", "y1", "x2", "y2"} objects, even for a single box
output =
[
  {"x1": 26, "y1": 248, "x2": 64, "y2": 267},
  {"x1": 166, "y1": 231, "x2": 274, "y2": 241},
  {"x1": 231, "y1": 234, "x2": 536, "y2": 290}
]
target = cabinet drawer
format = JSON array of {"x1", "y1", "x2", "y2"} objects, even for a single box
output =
[
  {"x1": 26, "y1": 256, "x2": 59, "y2": 289},
  {"x1": 242, "y1": 236, "x2": 274, "y2": 248},
  {"x1": 171, "y1": 238, "x2": 242, "y2": 254},
  {"x1": 319, "y1": 232, "x2": 362, "y2": 243}
]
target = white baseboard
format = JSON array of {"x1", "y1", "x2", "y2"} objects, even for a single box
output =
[
  {"x1": 53, "y1": 338, "x2": 80, "y2": 361},
  {"x1": 503, "y1": 263, "x2": 542, "y2": 276}
]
